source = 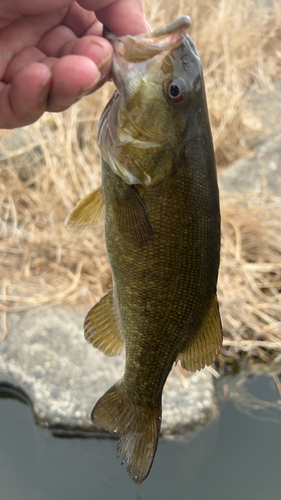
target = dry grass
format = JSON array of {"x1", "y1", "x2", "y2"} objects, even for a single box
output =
[
  {"x1": 1, "y1": 0, "x2": 281, "y2": 358},
  {"x1": 219, "y1": 194, "x2": 281, "y2": 360}
]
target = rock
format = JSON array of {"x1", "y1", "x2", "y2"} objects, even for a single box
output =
[
  {"x1": 218, "y1": 76, "x2": 281, "y2": 199},
  {"x1": 0, "y1": 308, "x2": 219, "y2": 436},
  {"x1": 0, "y1": 127, "x2": 44, "y2": 181},
  {"x1": 218, "y1": 132, "x2": 281, "y2": 197},
  {"x1": 244, "y1": 83, "x2": 281, "y2": 149}
]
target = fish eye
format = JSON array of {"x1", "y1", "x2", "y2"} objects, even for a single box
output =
[{"x1": 167, "y1": 78, "x2": 187, "y2": 104}]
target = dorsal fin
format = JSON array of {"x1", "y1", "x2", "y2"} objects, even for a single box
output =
[
  {"x1": 177, "y1": 295, "x2": 222, "y2": 372},
  {"x1": 84, "y1": 289, "x2": 124, "y2": 356},
  {"x1": 65, "y1": 187, "x2": 105, "y2": 230}
]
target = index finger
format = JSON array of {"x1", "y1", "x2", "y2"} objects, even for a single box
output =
[{"x1": 78, "y1": 0, "x2": 149, "y2": 36}]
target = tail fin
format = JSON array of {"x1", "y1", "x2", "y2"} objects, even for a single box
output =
[{"x1": 91, "y1": 381, "x2": 161, "y2": 485}]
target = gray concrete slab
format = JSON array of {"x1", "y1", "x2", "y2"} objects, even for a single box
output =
[{"x1": 0, "y1": 307, "x2": 218, "y2": 436}]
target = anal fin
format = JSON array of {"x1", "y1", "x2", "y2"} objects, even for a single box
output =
[
  {"x1": 84, "y1": 289, "x2": 124, "y2": 356},
  {"x1": 177, "y1": 295, "x2": 222, "y2": 372},
  {"x1": 65, "y1": 186, "x2": 105, "y2": 230}
]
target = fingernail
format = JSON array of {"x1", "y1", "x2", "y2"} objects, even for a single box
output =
[
  {"x1": 90, "y1": 39, "x2": 104, "y2": 48},
  {"x1": 40, "y1": 73, "x2": 52, "y2": 102},
  {"x1": 97, "y1": 52, "x2": 112, "y2": 79},
  {"x1": 145, "y1": 19, "x2": 152, "y2": 32},
  {"x1": 76, "y1": 70, "x2": 101, "y2": 100}
]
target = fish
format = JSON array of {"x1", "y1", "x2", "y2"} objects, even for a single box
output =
[{"x1": 65, "y1": 16, "x2": 222, "y2": 485}]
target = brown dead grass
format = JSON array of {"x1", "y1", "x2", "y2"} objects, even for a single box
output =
[
  {"x1": 219, "y1": 194, "x2": 281, "y2": 360},
  {"x1": 0, "y1": 0, "x2": 281, "y2": 358}
]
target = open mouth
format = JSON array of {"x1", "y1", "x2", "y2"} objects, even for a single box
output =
[{"x1": 106, "y1": 16, "x2": 191, "y2": 63}]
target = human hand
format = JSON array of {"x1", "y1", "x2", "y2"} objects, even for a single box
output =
[{"x1": 0, "y1": 0, "x2": 148, "y2": 129}]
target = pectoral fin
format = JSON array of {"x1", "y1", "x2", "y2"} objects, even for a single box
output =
[
  {"x1": 84, "y1": 289, "x2": 124, "y2": 356},
  {"x1": 65, "y1": 187, "x2": 105, "y2": 230},
  {"x1": 114, "y1": 184, "x2": 154, "y2": 244},
  {"x1": 177, "y1": 295, "x2": 222, "y2": 372}
]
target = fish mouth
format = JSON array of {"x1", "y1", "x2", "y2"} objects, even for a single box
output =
[{"x1": 105, "y1": 16, "x2": 191, "y2": 63}]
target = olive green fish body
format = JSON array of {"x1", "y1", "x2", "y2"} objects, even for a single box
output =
[{"x1": 102, "y1": 131, "x2": 220, "y2": 405}]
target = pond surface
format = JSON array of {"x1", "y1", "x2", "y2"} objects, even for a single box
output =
[{"x1": 1, "y1": 369, "x2": 281, "y2": 500}]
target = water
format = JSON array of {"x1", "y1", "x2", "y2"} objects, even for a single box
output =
[{"x1": 1, "y1": 370, "x2": 281, "y2": 500}]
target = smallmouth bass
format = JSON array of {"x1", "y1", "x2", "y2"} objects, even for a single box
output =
[{"x1": 66, "y1": 16, "x2": 222, "y2": 485}]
